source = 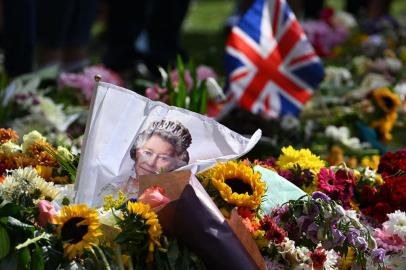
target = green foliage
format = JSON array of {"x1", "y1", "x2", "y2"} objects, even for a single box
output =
[{"x1": 165, "y1": 56, "x2": 209, "y2": 114}]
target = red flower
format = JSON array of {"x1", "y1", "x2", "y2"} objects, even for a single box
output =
[
  {"x1": 310, "y1": 247, "x2": 327, "y2": 270},
  {"x1": 260, "y1": 215, "x2": 287, "y2": 244},
  {"x1": 362, "y1": 203, "x2": 393, "y2": 223},
  {"x1": 378, "y1": 148, "x2": 406, "y2": 175},
  {"x1": 237, "y1": 206, "x2": 255, "y2": 220},
  {"x1": 359, "y1": 185, "x2": 378, "y2": 205}
]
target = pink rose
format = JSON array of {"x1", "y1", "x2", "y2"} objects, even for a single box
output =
[
  {"x1": 38, "y1": 200, "x2": 56, "y2": 227},
  {"x1": 138, "y1": 185, "x2": 170, "y2": 209}
]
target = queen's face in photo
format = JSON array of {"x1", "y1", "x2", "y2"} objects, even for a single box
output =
[
  {"x1": 130, "y1": 119, "x2": 192, "y2": 177},
  {"x1": 135, "y1": 134, "x2": 180, "y2": 175}
]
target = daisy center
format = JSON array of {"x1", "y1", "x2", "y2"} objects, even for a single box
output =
[
  {"x1": 61, "y1": 217, "x2": 89, "y2": 244},
  {"x1": 225, "y1": 178, "x2": 253, "y2": 195}
]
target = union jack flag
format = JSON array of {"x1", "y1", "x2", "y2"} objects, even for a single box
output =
[{"x1": 225, "y1": 0, "x2": 324, "y2": 117}]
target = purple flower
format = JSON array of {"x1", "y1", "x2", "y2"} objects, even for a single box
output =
[
  {"x1": 307, "y1": 222, "x2": 319, "y2": 243},
  {"x1": 346, "y1": 228, "x2": 360, "y2": 246},
  {"x1": 312, "y1": 191, "x2": 331, "y2": 202},
  {"x1": 296, "y1": 216, "x2": 312, "y2": 232},
  {"x1": 332, "y1": 227, "x2": 346, "y2": 246},
  {"x1": 371, "y1": 248, "x2": 386, "y2": 263},
  {"x1": 355, "y1": 236, "x2": 368, "y2": 251}
]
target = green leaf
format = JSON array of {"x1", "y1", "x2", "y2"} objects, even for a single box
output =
[
  {"x1": 18, "y1": 247, "x2": 31, "y2": 270},
  {"x1": 5, "y1": 216, "x2": 34, "y2": 232},
  {"x1": 199, "y1": 87, "x2": 207, "y2": 114},
  {"x1": 0, "y1": 252, "x2": 18, "y2": 270},
  {"x1": 31, "y1": 245, "x2": 44, "y2": 270},
  {"x1": 0, "y1": 224, "x2": 10, "y2": 259},
  {"x1": 0, "y1": 203, "x2": 22, "y2": 218}
]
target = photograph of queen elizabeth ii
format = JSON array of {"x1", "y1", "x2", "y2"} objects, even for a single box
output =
[
  {"x1": 119, "y1": 119, "x2": 192, "y2": 197},
  {"x1": 75, "y1": 82, "x2": 260, "y2": 206}
]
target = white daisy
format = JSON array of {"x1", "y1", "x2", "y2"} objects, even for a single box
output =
[
  {"x1": 323, "y1": 249, "x2": 339, "y2": 270},
  {"x1": 384, "y1": 210, "x2": 406, "y2": 238},
  {"x1": 31, "y1": 176, "x2": 60, "y2": 201}
]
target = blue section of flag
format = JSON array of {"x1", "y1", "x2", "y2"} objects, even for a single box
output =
[
  {"x1": 224, "y1": 53, "x2": 245, "y2": 76},
  {"x1": 292, "y1": 62, "x2": 325, "y2": 89},
  {"x1": 238, "y1": 0, "x2": 264, "y2": 44},
  {"x1": 279, "y1": 94, "x2": 301, "y2": 116}
]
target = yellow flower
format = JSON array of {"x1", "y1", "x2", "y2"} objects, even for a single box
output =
[
  {"x1": 370, "y1": 112, "x2": 397, "y2": 141},
  {"x1": 303, "y1": 184, "x2": 318, "y2": 194},
  {"x1": 202, "y1": 161, "x2": 265, "y2": 210},
  {"x1": 35, "y1": 165, "x2": 53, "y2": 180},
  {"x1": 277, "y1": 146, "x2": 325, "y2": 175},
  {"x1": 375, "y1": 174, "x2": 384, "y2": 186},
  {"x1": 361, "y1": 155, "x2": 380, "y2": 170},
  {"x1": 55, "y1": 205, "x2": 102, "y2": 260},
  {"x1": 126, "y1": 201, "x2": 162, "y2": 260},
  {"x1": 253, "y1": 230, "x2": 268, "y2": 249},
  {"x1": 341, "y1": 247, "x2": 355, "y2": 270},
  {"x1": 103, "y1": 191, "x2": 128, "y2": 211}
]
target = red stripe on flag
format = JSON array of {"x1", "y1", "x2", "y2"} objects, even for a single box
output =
[
  {"x1": 288, "y1": 52, "x2": 317, "y2": 67},
  {"x1": 227, "y1": 31, "x2": 262, "y2": 65},
  {"x1": 239, "y1": 71, "x2": 269, "y2": 110},
  {"x1": 272, "y1": 0, "x2": 281, "y2": 36},
  {"x1": 231, "y1": 70, "x2": 249, "y2": 82},
  {"x1": 278, "y1": 19, "x2": 302, "y2": 59}
]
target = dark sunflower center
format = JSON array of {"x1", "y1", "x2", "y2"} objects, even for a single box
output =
[
  {"x1": 225, "y1": 178, "x2": 253, "y2": 195},
  {"x1": 382, "y1": 96, "x2": 394, "y2": 110},
  {"x1": 61, "y1": 217, "x2": 88, "y2": 244}
]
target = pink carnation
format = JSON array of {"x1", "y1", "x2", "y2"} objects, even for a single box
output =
[
  {"x1": 374, "y1": 228, "x2": 406, "y2": 252},
  {"x1": 59, "y1": 65, "x2": 124, "y2": 101},
  {"x1": 37, "y1": 200, "x2": 56, "y2": 227}
]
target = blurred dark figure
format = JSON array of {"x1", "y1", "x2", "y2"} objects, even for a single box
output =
[
  {"x1": 103, "y1": 0, "x2": 190, "y2": 75},
  {"x1": 2, "y1": 0, "x2": 97, "y2": 77}
]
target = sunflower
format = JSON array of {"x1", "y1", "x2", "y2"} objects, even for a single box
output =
[
  {"x1": 55, "y1": 204, "x2": 102, "y2": 260},
  {"x1": 202, "y1": 161, "x2": 265, "y2": 210},
  {"x1": 371, "y1": 87, "x2": 401, "y2": 114},
  {"x1": 276, "y1": 146, "x2": 325, "y2": 175},
  {"x1": 126, "y1": 201, "x2": 162, "y2": 260}
]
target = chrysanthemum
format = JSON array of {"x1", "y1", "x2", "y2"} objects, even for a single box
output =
[
  {"x1": 0, "y1": 128, "x2": 19, "y2": 144},
  {"x1": 384, "y1": 210, "x2": 406, "y2": 238},
  {"x1": 31, "y1": 176, "x2": 60, "y2": 201},
  {"x1": 55, "y1": 204, "x2": 102, "y2": 260},
  {"x1": 203, "y1": 161, "x2": 265, "y2": 210},
  {"x1": 22, "y1": 130, "x2": 46, "y2": 154},
  {"x1": 126, "y1": 201, "x2": 163, "y2": 259},
  {"x1": 277, "y1": 146, "x2": 325, "y2": 175}
]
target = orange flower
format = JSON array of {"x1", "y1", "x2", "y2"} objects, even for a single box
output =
[{"x1": 0, "y1": 128, "x2": 19, "y2": 144}]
